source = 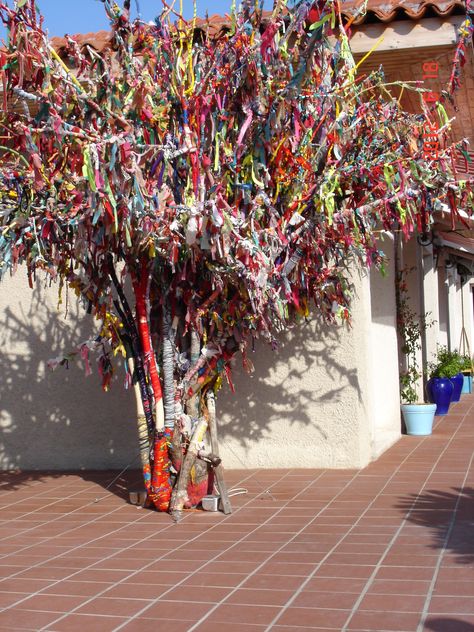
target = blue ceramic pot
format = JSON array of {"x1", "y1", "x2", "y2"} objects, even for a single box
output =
[
  {"x1": 450, "y1": 373, "x2": 464, "y2": 402},
  {"x1": 401, "y1": 404, "x2": 436, "y2": 436},
  {"x1": 462, "y1": 374, "x2": 472, "y2": 394},
  {"x1": 427, "y1": 377, "x2": 454, "y2": 415}
]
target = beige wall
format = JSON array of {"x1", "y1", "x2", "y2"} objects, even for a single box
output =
[
  {"x1": 368, "y1": 235, "x2": 402, "y2": 458},
  {"x1": 218, "y1": 263, "x2": 401, "y2": 470},
  {"x1": 0, "y1": 265, "x2": 402, "y2": 471},
  {"x1": 0, "y1": 272, "x2": 139, "y2": 470}
]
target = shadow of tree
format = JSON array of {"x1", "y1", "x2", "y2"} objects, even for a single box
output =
[
  {"x1": 0, "y1": 279, "x2": 139, "y2": 498},
  {"x1": 218, "y1": 315, "x2": 362, "y2": 448},
  {"x1": 425, "y1": 617, "x2": 474, "y2": 632},
  {"x1": 396, "y1": 487, "x2": 474, "y2": 564},
  {"x1": 0, "y1": 468, "x2": 143, "y2": 501}
]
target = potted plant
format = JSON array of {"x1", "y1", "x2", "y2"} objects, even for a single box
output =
[
  {"x1": 460, "y1": 353, "x2": 473, "y2": 394},
  {"x1": 427, "y1": 346, "x2": 463, "y2": 409},
  {"x1": 397, "y1": 269, "x2": 436, "y2": 435}
]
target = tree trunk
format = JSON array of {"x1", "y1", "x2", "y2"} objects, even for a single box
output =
[
  {"x1": 186, "y1": 328, "x2": 201, "y2": 418},
  {"x1": 170, "y1": 416, "x2": 208, "y2": 517},
  {"x1": 128, "y1": 357, "x2": 152, "y2": 495},
  {"x1": 162, "y1": 298, "x2": 175, "y2": 429},
  {"x1": 206, "y1": 390, "x2": 232, "y2": 514}
]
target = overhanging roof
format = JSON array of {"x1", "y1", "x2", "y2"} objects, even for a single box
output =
[{"x1": 341, "y1": 0, "x2": 466, "y2": 24}]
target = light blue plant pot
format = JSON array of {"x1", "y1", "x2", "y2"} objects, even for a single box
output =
[
  {"x1": 401, "y1": 403, "x2": 436, "y2": 436},
  {"x1": 462, "y1": 375, "x2": 472, "y2": 394}
]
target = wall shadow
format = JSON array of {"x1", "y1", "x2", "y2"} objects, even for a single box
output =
[
  {"x1": 397, "y1": 487, "x2": 474, "y2": 564},
  {"x1": 0, "y1": 280, "x2": 139, "y2": 495},
  {"x1": 0, "y1": 468, "x2": 143, "y2": 501},
  {"x1": 217, "y1": 313, "x2": 363, "y2": 447}
]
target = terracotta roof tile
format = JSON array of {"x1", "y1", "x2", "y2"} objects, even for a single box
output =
[
  {"x1": 50, "y1": 30, "x2": 112, "y2": 54},
  {"x1": 340, "y1": 0, "x2": 465, "y2": 24},
  {"x1": 40, "y1": 0, "x2": 471, "y2": 54}
]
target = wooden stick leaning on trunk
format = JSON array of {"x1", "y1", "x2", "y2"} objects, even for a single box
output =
[
  {"x1": 206, "y1": 390, "x2": 232, "y2": 515},
  {"x1": 127, "y1": 356, "x2": 152, "y2": 495},
  {"x1": 170, "y1": 416, "x2": 208, "y2": 518}
]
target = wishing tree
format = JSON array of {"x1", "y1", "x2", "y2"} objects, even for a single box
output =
[{"x1": 0, "y1": 0, "x2": 473, "y2": 515}]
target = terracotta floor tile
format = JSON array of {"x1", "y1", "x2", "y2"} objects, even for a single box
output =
[
  {"x1": 46, "y1": 613, "x2": 128, "y2": 632},
  {"x1": 273, "y1": 627, "x2": 343, "y2": 632},
  {"x1": 359, "y1": 592, "x2": 426, "y2": 612},
  {"x1": 304, "y1": 577, "x2": 368, "y2": 593},
  {"x1": 346, "y1": 610, "x2": 422, "y2": 631},
  {"x1": 226, "y1": 588, "x2": 295, "y2": 606},
  {"x1": 433, "y1": 580, "x2": 474, "y2": 597},
  {"x1": 259, "y1": 561, "x2": 319, "y2": 576},
  {"x1": 435, "y1": 567, "x2": 474, "y2": 582},
  {"x1": 369, "y1": 579, "x2": 431, "y2": 595},
  {"x1": 193, "y1": 622, "x2": 267, "y2": 632},
  {"x1": 0, "y1": 591, "x2": 29, "y2": 608},
  {"x1": 74, "y1": 596, "x2": 153, "y2": 617},
  {"x1": 204, "y1": 603, "x2": 281, "y2": 625},
  {"x1": 376, "y1": 566, "x2": 436, "y2": 581},
  {"x1": 161, "y1": 586, "x2": 231, "y2": 603},
  {"x1": 139, "y1": 599, "x2": 214, "y2": 621},
  {"x1": 14, "y1": 593, "x2": 86, "y2": 612},
  {"x1": 292, "y1": 590, "x2": 359, "y2": 610},
  {"x1": 182, "y1": 572, "x2": 248, "y2": 588},
  {"x1": 42, "y1": 580, "x2": 112, "y2": 597},
  {"x1": 316, "y1": 563, "x2": 376, "y2": 579},
  {"x1": 242, "y1": 574, "x2": 305, "y2": 590},
  {"x1": 119, "y1": 618, "x2": 194, "y2": 632},
  {"x1": 382, "y1": 554, "x2": 439, "y2": 567},
  {"x1": 0, "y1": 608, "x2": 61, "y2": 630},
  {"x1": 276, "y1": 606, "x2": 351, "y2": 628},
  {"x1": 429, "y1": 596, "x2": 474, "y2": 615}
]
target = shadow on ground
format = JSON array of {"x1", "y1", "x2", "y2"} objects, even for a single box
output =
[
  {"x1": 397, "y1": 487, "x2": 474, "y2": 564},
  {"x1": 0, "y1": 468, "x2": 143, "y2": 500},
  {"x1": 425, "y1": 617, "x2": 474, "y2": 632}
]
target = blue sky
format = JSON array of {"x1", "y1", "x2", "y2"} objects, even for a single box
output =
[{"x1": 1, "y1": 1, "x2": 273, "y2": 38}]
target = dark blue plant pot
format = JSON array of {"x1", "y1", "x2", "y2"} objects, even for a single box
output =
[
  {"x1": 450, "y1": 373, "x2": 464, "y2": 402},
  {"x1": 427, "y1": 377, "x2": 454, "y2": 415}
]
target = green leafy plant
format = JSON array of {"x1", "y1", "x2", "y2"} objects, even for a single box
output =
[
  {"x1": 460, "y1": 354, "x2": 473, "y2": 373},
  {"x1": 396, "y1": 267, "x2": 434, "y2": 404},
  {"x1": 428, "y1": 346, "x2": 463, "y2": 378}
]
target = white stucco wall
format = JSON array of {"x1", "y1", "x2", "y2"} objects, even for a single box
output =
[
  {"x1": 0, "y1": 272, "x2": 139, "y2": 470},
  {"x1": 367, "y1": 235, "x2": 402, "y2": 459},
  {"x1": 0, "y1": 265, "x2": 402, "y2": 471},
  {"x1": 218, "y1": 262, "x2": 401, "y2": 469}
]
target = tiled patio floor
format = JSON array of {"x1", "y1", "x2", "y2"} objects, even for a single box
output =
[{"x1": 0, "y1": 394, "x2": 473, "y2": 632}]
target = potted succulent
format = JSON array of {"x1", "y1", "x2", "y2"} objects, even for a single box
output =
[
  {"x1": 427, "y1": 346, "x2": 462, "y2": 413},
  {"x1": 397, "y1": 269, "x2": 436, "y2": 435}
]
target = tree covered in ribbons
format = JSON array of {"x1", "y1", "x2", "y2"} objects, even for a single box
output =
[{"x1": 0, "y1": 0, "x2": 472, "y2": 514}]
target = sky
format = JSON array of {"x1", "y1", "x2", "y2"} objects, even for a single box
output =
[{"x1": 0, "y1": 0, "x2": 273, "y2": 39}]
